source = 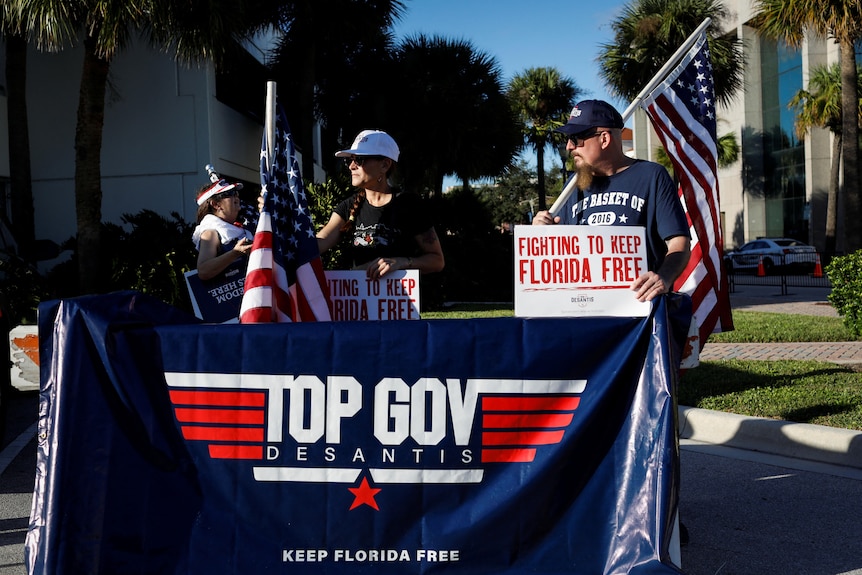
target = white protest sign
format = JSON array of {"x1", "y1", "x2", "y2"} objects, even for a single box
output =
[
  {"x1": 325, "y1": 270, "x2": 421, "y2": 321},
  {"x1": 514, "y1": 225, "x2": 650, "y2": 318}
]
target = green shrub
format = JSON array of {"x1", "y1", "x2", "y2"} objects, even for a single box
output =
[
  {"x1": 826, "y1": 249, "x2": 862, "y2": 336},
  {"x1": 106, "y1": 210, "x2": 198, "y2": 309},
  {"x1": 306, "y1": 177, "x2": 352, "y2": 270},
  {"x1": 47, "y1": 210, "x2": 198, "y2": 312},
  {"x1": 0, "y1": 250, "x2": 50, "y2": 324}
]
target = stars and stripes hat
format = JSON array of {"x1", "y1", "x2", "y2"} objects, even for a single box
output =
[
  {"x1": 196, "y1": 179, "x2": 243, "y2": 206},
  {"x1": 555, "y1": 99, "x2": 625, "y2": 136},
  {"x1": 335, "y1": 130, "x2": 400, "y2": 162}
]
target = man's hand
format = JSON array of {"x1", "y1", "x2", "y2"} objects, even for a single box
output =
[
  {"x1": 630, "y1": 271, "x2": 671, "y2": 302},
  {"x1": 532, "y1": 210, "x2": 560, "y2": 225}
]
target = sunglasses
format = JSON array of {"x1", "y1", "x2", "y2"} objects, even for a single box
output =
[
  {"x1": 568, "y1": 130, "x2": 607, "y2": 147},
  {"x1": 343, "y1": 155, "x2": 384, "y2": 167},
  {"x1": 213, "y1": 188, "x2": 239, "y2": 201}
]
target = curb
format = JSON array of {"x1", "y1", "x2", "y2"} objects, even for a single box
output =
[{"x1": 678, "y1": 406, "x2": 862, "y2": 470}]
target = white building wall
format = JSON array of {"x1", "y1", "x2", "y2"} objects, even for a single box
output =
[
  {"x1": 22, "y1": 36, "x2": 268, "y2": 244},
  {"x1": 0, "y1": 31, "x2": 315, "y2": 249}
]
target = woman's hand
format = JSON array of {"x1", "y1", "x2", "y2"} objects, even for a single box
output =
[
  {"x1": 366, "y1": 257, "x2": 408, "y2": 280},
  {"x1": 233, "y1": 237, "x2": 253, "y2": 255}
]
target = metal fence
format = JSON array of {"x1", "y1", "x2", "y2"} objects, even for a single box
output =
[
  {"x1": 725, "y1": 251, "x2": 831, "y2": 295},
  {"x1": 727, "y1": 268, "x2": 831, "y2": 295}
]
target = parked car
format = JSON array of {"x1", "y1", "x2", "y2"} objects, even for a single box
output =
[{"x1": 724, "y1": 238, "x2": 818, "y2": 274}]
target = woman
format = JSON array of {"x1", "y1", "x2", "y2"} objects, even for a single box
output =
[
  {"x1": 192, "y1": 178, "x2": 253, "y2": 281},
  {"x1": 316, "y1": 130, "x2": 444, "y2": 280}
]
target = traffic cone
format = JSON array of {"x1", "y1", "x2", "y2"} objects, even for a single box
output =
[
  {"x1": 757, "y1": 256, "x2": 765, "y2": 277},
  {"x1": 813, "y1": 253, "x2": 823, "y2": 278}
]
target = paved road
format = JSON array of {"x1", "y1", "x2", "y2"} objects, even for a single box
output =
[
  {"x1": 678, "y1": 442, "x2": 862, "y2": 575},
  {"x1": 0, "y1": 390, "x2": 37, "y2": 575},
  {"x1": 3, "y1": 284, "x2": 860, "y2": 575},
  {"x1": 681, "y1": 284, "x2": 862, "y2": 573}
]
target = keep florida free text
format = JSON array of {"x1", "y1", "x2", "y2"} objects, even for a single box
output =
[
  {"x1": 283, "y1": 548, "x2": 460, "y2": 562},
  {"x1": 516, "y1": 232, "x2": 645, "y2": 286}
]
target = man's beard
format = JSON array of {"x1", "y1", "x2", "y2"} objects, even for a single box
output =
[{"x1": 575, "y1": 162, "x2": 594, "y2": 191}]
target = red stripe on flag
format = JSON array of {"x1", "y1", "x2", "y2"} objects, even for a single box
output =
[
  {"x1": 481, "y1": 448, "x2": 537, "y2": 463},
  {"x1": 482, "y1": 430, "x2": 565, "y2": 446},
  {"x1": 181, "y1": 426, "x2": 265, "y2": 442},
  {"x1": 174, "y1": 407, "x2": 264, "y2": 425},
  {"x1": 208, "y1": 444, "x2": 263, "y2": 460},
  {"x1": 482, "y1": 396, "x2": 580, "y2": 411},
  {"x1": 169, "y1": 390, "x2": 266, "y2": 407},
  {"x1": 482, "y1": 413, "x2": 574, "y2": 429}
]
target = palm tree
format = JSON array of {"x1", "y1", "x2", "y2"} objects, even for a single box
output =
[
  {"x1": 507, "y1": 67, "x2": 580, "y2": 211},
  {"x1": 598, "y1": 0, "x2": 743, "y2": 107},
  {"x1": 751, "y1": 0, "x2": 862, "y2": 252},
  {"x1": 268, "y1": 0, "x2": 406, "y2": 179},
  {"x1": 0, "y1": 7, "x2": 34, "y2": 255},
  {"x1": 389, "y1": 35, "x2": 522, "y2": 197},
  {"x1": 7, "y1": 0, "x2": 276, "y2": 293},
  {"x1": 788, "y1": 63, "x2": 862, "y2": 254}
]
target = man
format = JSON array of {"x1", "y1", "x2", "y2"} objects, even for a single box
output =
[{"x1": 533, "y1": 99, "x2": 691, "y2": 302}]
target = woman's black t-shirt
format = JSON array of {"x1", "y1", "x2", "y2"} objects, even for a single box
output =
[{"x1": 334, "y1": 191, "x2": 433, "y2": 267}]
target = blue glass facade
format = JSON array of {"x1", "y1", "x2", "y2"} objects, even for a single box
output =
[{"x1": 759, "y1": 39, "x2": 807, "y2": 240}]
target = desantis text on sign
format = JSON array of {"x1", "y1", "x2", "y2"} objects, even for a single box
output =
[
  {"x1": 325, "y1": 270, "x2": 420, "y2": 321},
  {"x1": 514, "y1": 225, "x2": 649, "y2": 318}
]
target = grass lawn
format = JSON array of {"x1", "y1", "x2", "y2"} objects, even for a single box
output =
[
  {"x1": 684, "y1": 310, "x2": 862, "y2": 431},
  {"x1": 424, "y1": 304, "x2": 862, "y2": 431}
]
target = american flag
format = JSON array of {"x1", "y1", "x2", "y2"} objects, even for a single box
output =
[
  {"x1": 641, "y1": 30, "x2": 733, "y2": 348},
  {"x1": 239, "y1": 102, "x2": 331, "y2": 323}
]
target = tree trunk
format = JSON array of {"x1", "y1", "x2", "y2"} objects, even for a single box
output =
[
  {"x1": 75, "y1": 36, "x2": 110, "y2": 294},
  {"x1": 5, "y1": 34, "x2": 35, "y2": 255},
  {"x1": 839, "y1": 38, "x2": 860, "y2": 253},
  {"x1": 826, "y1": 132, "x2": 840, "y2": 255},
  {"x1": 536, "y1": 143, "x2": 546, "y2": 212}
]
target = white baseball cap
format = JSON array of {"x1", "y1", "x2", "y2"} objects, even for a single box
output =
[{"x1": 335, "y1": 130, "x2": 400, "y2": 162}]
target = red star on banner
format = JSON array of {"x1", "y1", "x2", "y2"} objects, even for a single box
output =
[{"x1": 348, "y1": 477, "x2": 381, "y2": 511}]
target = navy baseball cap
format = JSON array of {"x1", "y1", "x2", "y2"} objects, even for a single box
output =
[{"x1": 555, "y1": 99, "x2": 625, "y2": 136}]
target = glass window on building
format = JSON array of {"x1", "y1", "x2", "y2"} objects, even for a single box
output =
[{"x1": 758, "y1": 38, "x2": 807, "y2": 241}]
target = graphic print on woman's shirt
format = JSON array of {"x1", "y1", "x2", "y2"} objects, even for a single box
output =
[{"x1": 352, "y1": 222, "x2": 397, "y2": 247}]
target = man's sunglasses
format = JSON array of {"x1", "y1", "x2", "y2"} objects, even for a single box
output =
[
  {"x1": 568, "y1": 130, "x2": 607, "y2": 147},
  {"x1": 343, "y1": 155, "x2": 384, "y2": 167}
]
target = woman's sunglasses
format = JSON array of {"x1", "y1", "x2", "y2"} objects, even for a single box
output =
[
  {"x1": 213, "y1": 188, "x2": 239, "y2": 201},
  {"x1": 343, "y1": 155, "x2": 384, "y2": 167}
]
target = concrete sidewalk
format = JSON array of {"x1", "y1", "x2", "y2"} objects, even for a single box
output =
[
  {"x1": 700, "y1": 341, "x2": 862, "y2": 364},
  {"x1": 700, "y1": 284, "x2": 862, "y2": 363}
]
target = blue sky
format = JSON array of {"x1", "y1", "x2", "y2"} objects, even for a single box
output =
[
  {"x1": 391, "y1": 0, "x2": 631, "y2": 183},
  {"x1": 393, "y1": 0, "x2": 631, "y2": 114}
]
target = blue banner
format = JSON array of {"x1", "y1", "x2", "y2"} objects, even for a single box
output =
[{"x1": 26, "y1": 291, "x2": 689, "y2": 574}]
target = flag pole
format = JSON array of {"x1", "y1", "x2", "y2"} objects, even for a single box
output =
[
  {"x1": 619, "y1": 17, "x2": 712, "y2": 120},
  {"x1": 549, "y1": 17, "x2": 712, "y2": 217},
  {"x1": 265, "y1": 81, "x2": 277, "y2": 173}
]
